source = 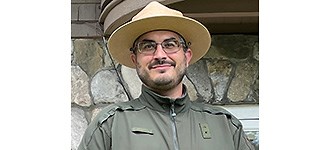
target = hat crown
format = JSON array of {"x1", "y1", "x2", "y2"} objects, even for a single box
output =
[
  {"x1": 132, "y1": 1, "x2": 183, "y2": 21},
  {"x1": 108, "y1": 1, "x2": 211, "y2": 68}
]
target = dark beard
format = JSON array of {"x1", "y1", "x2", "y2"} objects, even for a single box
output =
[
  {"x1": 152, "y1": 68, "x2": 186, "y2": 91},
  {"x1": 136, "y1": 60, "x2": 187, "y2": 92}
]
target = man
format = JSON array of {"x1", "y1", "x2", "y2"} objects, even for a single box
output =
[{"x1": 78, "y1": 1, "x2": 255, "y2": 150}]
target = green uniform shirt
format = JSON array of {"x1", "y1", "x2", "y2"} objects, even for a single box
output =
[{"x1": 78, "y1": 85, "x2": 255, "y2": 150}]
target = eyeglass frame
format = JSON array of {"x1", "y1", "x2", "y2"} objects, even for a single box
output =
[{"x1": 130, "y1": 36, "x2": 189, "y2": 55}]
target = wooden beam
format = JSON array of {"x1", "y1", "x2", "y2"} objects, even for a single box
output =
[
  {"x1": 185, "y1": 12, "x2": 259, "y2": 18},
  {"x1": 185, "y1": 12, "x2": 259, "y2": 24}
]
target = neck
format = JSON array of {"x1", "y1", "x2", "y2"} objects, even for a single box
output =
[{"x1": 146, "y1": 83, "x2": 184, "y2": 99}]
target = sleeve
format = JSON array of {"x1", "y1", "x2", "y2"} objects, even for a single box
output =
[
  {"x1": 78, "y1": 106, "x2": 117, "y2": 150},
  {"x1": 229, "y1": 117, "x2": 255, "y2": 150}
]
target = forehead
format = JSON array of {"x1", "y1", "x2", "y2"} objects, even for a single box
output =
[{"x1": 137, "y1": 30, "x2": 181, "y2": 41}]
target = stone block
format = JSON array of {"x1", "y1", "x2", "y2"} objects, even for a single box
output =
[
  {"x1": 121, "y1": 65, "x2": 142, "y2": 99},
  {"x1": 71, "y1": 23, "x2": 103, "y2": 38},
  {"x1": 204, "y1": 44, "x2": 229, "y2": 60},
  {"x1": 207, "y1": 59, "x2": 233, "y2": 103},
  {"x1": 72, "y1": 3, "x2": 100, "y2": 21},
  {"x1": 253, "y1": 41, "x2": 259, "y2": 61},
  {"x1": 72, "y1": 39, "x2": 104, "y2": 77},
  {"x1": 206, "y1": 35, "x2": 258, "y2": 60},
  {"x1": 96, "y1": 4, "x2": 101, "y2": 19},
  {"x1": 187, "y1": 60, "x2": 213, "y2": 102},
  {"x1": 248, "y1": 74, "x2": 259, "y2": 102},
  {"x1": 91, "y1": 106, "x2": 106, "y2": 122},
  {"x1": 71, "y1": 107, "x2": 88, "y2": 150},
  {"x1": 71, "y1": 40, "x2": 74, "y2": 63},
  {"x1": 78, "y1": 4, "x2": 98, "y2": 21},
  {"x1": 72, "y1": 0, "x2": 101, "y2": 3},
  {"x1": 71, "y1": 4, "x2": 79, "y2": 21},
  {"x1": 71, "y1": 65, "x2": 92, "y2": 107},
  {"x1": 182, "y1": 76, "x2": 198, "y2": 101},
  {"x1": 227, "y1": 61, "x2": 258, "y2": 102},
  {"x1": 91, "y1": 69, "x2": 129, "y2": 104}
]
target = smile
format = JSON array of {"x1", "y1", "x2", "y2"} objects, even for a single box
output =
[{"x1": 150, "y1": 64, "x2": 173, "y2": 70}]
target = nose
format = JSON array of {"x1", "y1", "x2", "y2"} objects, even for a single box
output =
[{"x1": 153, "y1": 44, "x2": 167, "y2": 60}]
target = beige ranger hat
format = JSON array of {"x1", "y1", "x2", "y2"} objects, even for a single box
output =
[{"x1": 107, "y1": 1, "x2": 211, "y2": 68}]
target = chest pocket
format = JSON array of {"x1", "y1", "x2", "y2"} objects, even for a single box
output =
[{"x1": 132, "y1": 127, "x2": 154, "y2": 135}]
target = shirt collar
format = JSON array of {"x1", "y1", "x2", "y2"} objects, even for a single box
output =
[{"x1": 138, "y1": 84, "x2": 191, "y2": 114}]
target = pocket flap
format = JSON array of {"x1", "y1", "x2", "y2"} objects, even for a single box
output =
[{"x1": 131, "y1": 127, "x2": 154, "y2": 135}]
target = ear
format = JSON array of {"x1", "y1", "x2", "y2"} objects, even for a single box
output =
[
  {"x1": 184, "y1": 48, "x2": 193, "y2": 65},
  {"x1": 130, "y1": 53, "x2": 137, "y2": 65}
]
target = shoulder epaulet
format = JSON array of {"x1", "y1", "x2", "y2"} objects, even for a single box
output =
[
  {"x1": 97, "y1": 99, "x2": 145, "y2": 125},
  {"x1": 191, "y1": 101, "x2": 231, "y2": 115},
  {"x1": 191, "y1": 101, "x2": 242, "y2": 127}
]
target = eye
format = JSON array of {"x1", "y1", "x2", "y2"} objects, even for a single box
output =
[
  {"x1": 163, "y1": 40, "x2": 178, "y2": 49},
  {"x1": 140, "y1": 42, "x2": 155, "y2": 51}
]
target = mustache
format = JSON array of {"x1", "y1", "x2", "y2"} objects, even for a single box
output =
[{"x1": 148, "y1": 59, "x2": 176, "y2": 69}]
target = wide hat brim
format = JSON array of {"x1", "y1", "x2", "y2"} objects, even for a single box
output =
[{"x1": 108, "y1": 15, "x2": 211, "y2": 68}]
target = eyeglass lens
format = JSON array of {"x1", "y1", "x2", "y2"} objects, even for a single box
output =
[{"x1": 137, "y1": 38, "x2": 182, "y2": 54}]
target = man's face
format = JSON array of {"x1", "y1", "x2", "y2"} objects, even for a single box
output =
[{"x1": 130, "y1": 30, "x2": 192, "y2": 92}]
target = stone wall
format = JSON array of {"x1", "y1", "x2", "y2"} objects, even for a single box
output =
[
  {"x1": 71, "y1": 0, "x2": 102, "y2": 38},
  {"x1": 71, "y1": 34, "x2": 259, "y2": 150}
]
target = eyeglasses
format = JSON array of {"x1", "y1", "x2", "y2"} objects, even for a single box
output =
[{"x1": 132, "y1": 38, "x2": 185, "y2": 55}]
